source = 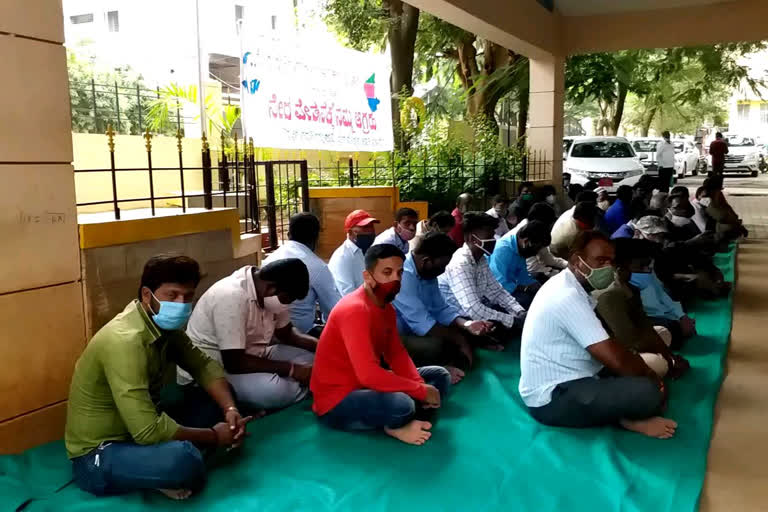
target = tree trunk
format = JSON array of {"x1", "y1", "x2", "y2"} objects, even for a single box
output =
[
  {"x1": 517, "y1": 85, "x2": 529, "y2": 145},
  {"x1": 641, "y1": 107, "x2": 657, "y2": 137},
  {"x1": 610, "y1": 82, "x2": 628, "y2": 135},
  {"x1": 386, "y1": 0, "x2": 420, "y2": 152}
]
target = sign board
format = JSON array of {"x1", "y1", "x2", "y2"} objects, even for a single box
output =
[{"x1": 240, "y1": 35, "x2": 393, "y2": 152}]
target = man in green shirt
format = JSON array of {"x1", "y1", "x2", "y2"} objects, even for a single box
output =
[{"x1": 66, "y1": 255, "x2": 254, "y2": 500}]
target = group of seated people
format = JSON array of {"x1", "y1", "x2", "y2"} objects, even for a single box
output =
[{"x1": 64, "y1": 174, "x2": 744, "y2": 500}]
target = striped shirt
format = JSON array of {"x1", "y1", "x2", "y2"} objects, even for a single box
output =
[
  {"x1": 438, "y1": 243, "x2": 525, "y2": 328},
  {"x1": 519, "y1": 268, "x2": 609, "y2": 407}
]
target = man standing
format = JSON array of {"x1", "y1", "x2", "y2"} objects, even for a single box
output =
[
  {"x1": 66, "y1": 256, "x2": 253, "y2": 499},
  {"x1": 311, "y1": 244, "x2": 451, "y2": 446},
  {"x1": 485, "y1": 194, "x2": 511, "y2": 239},
  {"x1": 394, "y1": 233, "x2": 495, "y2": 384},
  {"x1": 519, "y1": 231, "x2": 678, "y2": 439},
  {"x1": 489, "y1": 220, "x2": 551, "y2": 309},
  {"x1": 264, "y1": 212, "x2": 340, "y2": 336},
  {"x1": 373, "y1": 207, "x2": 419, "y2": 254},
  {"x1": 656, "y1": 131, "x2": 676, "y2": 193},
  {"x1": 709, "y1": 132, "x2": 729, "y2": 176},
  {"x1": 449, "y1": 193, "x2": 473, "y2": 246},
  {"x1": 328, "y1": 210, "x2": 380, "y2": 296},
  {"x1": 439, "y1": 212, "x2": 527, "y2": 331},
  {"x1": 184, "y1": 259, "x2": 319, "y2": 411}
]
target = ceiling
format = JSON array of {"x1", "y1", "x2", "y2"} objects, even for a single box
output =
[{"x1": 556, "y1": 0, "x2": 729, "y2": 17}]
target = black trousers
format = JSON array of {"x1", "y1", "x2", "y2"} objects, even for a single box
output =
[{"x1": 658, "y1": 167, "x2": 674, "y2": 193}]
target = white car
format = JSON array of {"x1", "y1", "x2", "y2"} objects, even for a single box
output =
[
  {"x1": 630, "y1": 137, "x2": 699, "y2": 178},
  {"x1": 564, "y1": 136, "x2": 644, "y2": 193}
]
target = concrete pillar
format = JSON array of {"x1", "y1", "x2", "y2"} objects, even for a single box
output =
[
  {"x1": 0, "y1": 0, "x2": 86, "y2": 452},
  {"x1": 527, "y1": 53, "x2": 565, "y2": 193}
]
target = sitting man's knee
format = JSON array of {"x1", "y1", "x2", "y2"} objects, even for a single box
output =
[{"x1": 632, "y1": 377, "x2": 665, "y2": 412}]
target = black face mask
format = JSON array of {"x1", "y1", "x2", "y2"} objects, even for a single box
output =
[
  {"x1": 419, "y1": 260, "x2": 444, "y2": 281},
  {"x1": 354, "y1": 234, "x2": 375, "y2": 253}
]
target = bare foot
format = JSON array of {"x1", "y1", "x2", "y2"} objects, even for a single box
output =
[
  {"x1": 384, "y1": 420, "x2": 432, "y2": 445},
  {"x1": 445, "y1": 366, "x2": 465, "y2": 384},
  {"x1": 620, "y1": 417, "x2": 678, "y2": 439},
  {"x1": 157, "y1": 488, "x2": 193, "y2": 500}
]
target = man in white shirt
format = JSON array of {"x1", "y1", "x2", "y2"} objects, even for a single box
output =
[
  {"x1": 328, "y1": 210, "x2": 380, "y2": 296},
  {"x1": 656, "y1": 130, "x2": 676, "y2": 193},
  {"x1": 264, "y1": 212, "x2": 341, "y2": 336},
  {"x1": 438, "y1": 212, "x2": 526, "y2": 334},
  {"x1": 485, "y1": 194, "x2": 511, "y2": 239},
  {"x1": 372, "y1": 207, "x2": 419, "y2": 254},
  {"x1": 183, "y1": 259, "x2": 319, "y2": 410},
  {"x1": 519, "y1": 230, "x2": 678, "y2": 439}
]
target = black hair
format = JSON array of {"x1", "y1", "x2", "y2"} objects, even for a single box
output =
[
  {"x1": 260, "y1": 258, "x2": 310, "y2": 300},
  {"x1": 395, "y1": 207, "x2": 419, "y2": 222},
  {"x1": 616, "y1": 185, "x2": 633, "y2": 203},
  {"x1": 614, "y1": 238, "x2": 658, "y2": 266},
  {"x1": 704, "y1": 175, "x2": 724, "y2": 193},
  {"x1": 518, "y1": 219, "x2": 552, "y2": 246},
  {"x1": 491, "y1": 194, "x2": 508, "y2": 205},
  {"x1": 576, "y1": 190, "x2": 598, "y2": 203},
  {"x1": 364, "y1": 243, "x2": 405, "y2": 271},
  {"x1": 569, "y1": 230, "x2": 613, "y2": 258},
  {"x1": 428, "y1": 210, "x2": 455, "y2": 230},
  {"x1": 539, "y1": 184, "x2": 557, "y2": 198},
  {"x1": 584, "y1": 180, "x2": 599, "y2": 191},
  {"x1": 669, "y1": 185, "x2": 689, "y2": 198},
  {"x1": 288, "y1": 212, "x2": 320, "y2": 247},
  {"x1": 695, "y1": 185, "x2": 706, "y2": 198},
  {"x1": 526, "y1": 202, "x2": 556, "y2": 226},
  {"x1": 629, "y1": 196, "x2": 649, "y2": 221},
  {"x1": 716, "y1": 131, "x2": 723, "y2": 138},
  {"x1": 462, "y1": 211, "x2": 499, "y2": 235},
  {"x1": 138, "y1": 255, "x2": 201, "y2": 300},
  {"x1": 509, "y1": 205, "x2": 526, "y2": 221},
  {"x1": 573, "y1": 201, "x2": 598, "y2": 224},
  {"x1": 519, "y1": 181, "x2": 534, "y2": 191},
  {"x1": 568, "y1": 183, "x2": 584, "y2": 201},
  {"x1": 414, "y1": 232, "x2": 458, "y2": 259}
]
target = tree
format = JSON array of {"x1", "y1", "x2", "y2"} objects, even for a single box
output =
[{"x1": 145, "y1": 84, "x2": 241, "y2": 139}]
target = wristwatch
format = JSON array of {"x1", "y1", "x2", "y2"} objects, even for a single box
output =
[{"x1": 463, "y1": 320, "x2": 473, "y2": 329}]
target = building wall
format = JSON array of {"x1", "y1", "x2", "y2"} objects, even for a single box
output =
[
  {"x1": 728, "y1": 100, "x2": 768, "y2": 142},
  {"x1": 0, "y1": 0, "x2": 87, "y2": 453}
]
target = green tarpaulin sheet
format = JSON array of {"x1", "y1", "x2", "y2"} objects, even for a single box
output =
[{"x1": 2, "y1": 247, "x2": 735, "y2": 512}]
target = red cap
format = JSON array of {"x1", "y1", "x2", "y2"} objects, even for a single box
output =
[{"x1": 344, "y1": 209, "x2": 380, "y2": 231}]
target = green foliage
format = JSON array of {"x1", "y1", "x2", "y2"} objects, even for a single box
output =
[
  {"x1": 323, "y1": 0, "x2": 388, "y2": 51},
  {"x1": 145, "y1": 84, "x2": 241, "y2": 139}
]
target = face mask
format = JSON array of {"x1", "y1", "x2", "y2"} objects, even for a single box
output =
[
  {"x1": 670, "y1": 215, "x2": 692, "y2": 227},
  {"x1": 629, "y1": 272, "x2": 654, "y2": 290},
  {"x1": 396, "y1": 224, "x2": 416, "y2": 241},
  {"x1": 699, "y1": 197, "x2": 712, "y2": 208},
  {"x1": 371, "y1": 276, "x2": 401, "y2": 303},
  {"x1": 598, "y1": 200, "x2": 610, "y2": 211},
  {"x1": 546, "y1": 195, "x2": 556, "y2": 205},
  {"x1": 472, "y1": 234, "x2": 496, "y2": 256},
  {"x1": 576, "y1": 257, "x2": 615, "y2": 290},
  {"x1": 353, "y1": 233, "x2": 375, "y2": 253},
  {"x1": 521, "y1": 193, "x2": 534, "y2": 201},
  {"x1": 149, "y1": 291, "x2": 192, "y2": 330}
]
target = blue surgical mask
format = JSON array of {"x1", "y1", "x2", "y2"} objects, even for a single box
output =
[
  {"x1": 150, "y1": 291, "x2": 192, "y2": 330},
  {"x1": 629, "y1": 272, "x2": 654, "y2": 290}
]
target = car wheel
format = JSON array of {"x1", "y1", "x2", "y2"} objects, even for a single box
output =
[
  {"x1": 682, "y1": 162, "x2": 687, "y2": 178},
  {"x1": 752, "y1": 170, "x2": 759, "y2": 177}
]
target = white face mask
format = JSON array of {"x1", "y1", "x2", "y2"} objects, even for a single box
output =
[
  {"x1": 670, "y1": 215, "x2": 692, "y2": 227},
  {"x1": 699, "y1": 197, "x2": 712, "y2": 208},
  {"x1": 546, "y1": 195, "x2": 556, "y2": 205}
]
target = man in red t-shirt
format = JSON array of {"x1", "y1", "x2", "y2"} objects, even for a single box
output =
[
  {"x1": 310, "y1": 244, "x2": 451, "y2": 445},
  {"x1": 448, "y1": 193, "x2": 473, "y2": 246},
  {"x1": 709, "y1": 132, "x2": 729, "y2": 176}
]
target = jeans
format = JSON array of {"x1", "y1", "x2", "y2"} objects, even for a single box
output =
[
  {"x1": 400, "y1": 335, "x2": 469, "y2": 370},
  {"x1": 71, "y1": 383, "x2": 222, "y2": 496},
  {"x1": 528, "y1": 375, "x2": 663, "y2": 428},
  {"x1": 320, "y1": 366, "x2": 451, "y2": 431},
  {"x1": 227, "y1": 344, "x2": 314, "y2": 410}
]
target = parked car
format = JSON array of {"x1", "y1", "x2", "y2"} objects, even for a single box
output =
[
  {"x1": 630, "y1": 137, "x2": 663, "y2": 176},
  {"x1": 672, "y1": 139, "x2": 699, "y2": 178},
  {"x1": 706, "y1": 134, "x2": 761, "y2": 177},
  {"x1": 563, "y1": 136, "x2": 644, "y2": 193}
]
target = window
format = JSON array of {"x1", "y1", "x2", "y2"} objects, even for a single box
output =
[
  {"x1": 271, "y1": 15, "x2": 277, "y2": 30},
  {"x1": 571, "y1": 141, "x2": 634, "y2": 158},
  {"x1": 70, "y1": 13, "x2": 93, "y2": 24},
  {"x1": 761, "y1": 103, "x2": 768, "y2": 125},
  {"x1": 235, "y1": 4, "x2": 244, "y2": 24},
  {"x1": 107, "y1": 11, "x2": 119, "y2": 32},
  {"x1": 737, "y1": 103, "x2": 750, "y2": 121}
]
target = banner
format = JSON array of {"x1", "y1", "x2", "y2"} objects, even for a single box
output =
[{"x1": 240, "y1": 35, "x2": 393, "y2": 152}]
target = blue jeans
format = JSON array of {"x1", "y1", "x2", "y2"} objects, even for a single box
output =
[
  {"x1": 71, "y1": 384, "x2": 222, "y2": 496},
  {"x1": 528, "y1": 376, "x2": 664, "y2": 428},
  {"x1": 320, "y1": 366, "x2": 451, "y2": 431}
]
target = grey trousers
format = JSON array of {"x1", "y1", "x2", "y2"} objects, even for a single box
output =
[{"x1": 227, "y1": 344, "x2": 314, "y2": 410}]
